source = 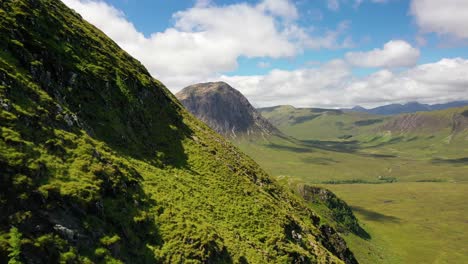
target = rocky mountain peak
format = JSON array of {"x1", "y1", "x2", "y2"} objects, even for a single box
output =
[{"x1": 176, "y1": 82, "x2": 280, "y2": 138}]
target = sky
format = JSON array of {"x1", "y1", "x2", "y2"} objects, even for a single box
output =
[{"x1": 62, "y1": 0, "x2": 468, "y2": 108}]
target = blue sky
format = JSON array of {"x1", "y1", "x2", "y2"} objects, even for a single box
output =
[{"x1": 63, "y1": 0, "x2": 468, "y2": 108}]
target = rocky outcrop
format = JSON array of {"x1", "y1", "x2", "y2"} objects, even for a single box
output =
[
  {"x1": 176, "y1": 82, "x2": 281, "y2": 138},
  {"x1": 298, "y1": 186, "x2": 368, "y2": 238}
]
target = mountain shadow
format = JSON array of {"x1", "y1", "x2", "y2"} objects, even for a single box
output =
[{"x1": 351, "y1": 206, "x2": 401, "y2": 223}]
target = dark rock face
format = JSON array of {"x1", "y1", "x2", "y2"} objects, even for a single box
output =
[
  {"x1": 319, "y1": 225, "x2": 358, "y2": 264},
  {"x1": 176, "y1": 82, "x2": 280, "y2": 138},
  {"x1": 298, "y1": 186, "x2": 369, "y2": 239}
]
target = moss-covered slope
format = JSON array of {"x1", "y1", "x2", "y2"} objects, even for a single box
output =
[{"x1": 0, "y1": 0, "x2": 356, "y2": 263}]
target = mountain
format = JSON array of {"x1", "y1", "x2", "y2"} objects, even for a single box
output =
[
  {"x1": 431, "y1": 101, "x2": 468, "y2": 110},
  {"x1": 348, "y1": 101, "x2": 468, "y2": 115},
  {"x1": 0, "y1": 0, "x2": 356, "y2": 263},
  {"x1": 350, "y1": 106, "x2": 367, "y2": 112},
  {"x1": 176, "y1": 82, "x2": 280, "y2": 138}
]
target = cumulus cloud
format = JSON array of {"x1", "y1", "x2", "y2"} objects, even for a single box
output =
[
  {"x1": 345, "y1": 40, "x2": 420, "y2": 68},
  {"x1": 411, "y1": 0, "x2": 468, "y2": 39},
  {"x1": 63, "y1": 0, "x2": 351, "y2": 90},
  {"x1": 219, "y1": 58, "x2": 468, "y2": 108}
]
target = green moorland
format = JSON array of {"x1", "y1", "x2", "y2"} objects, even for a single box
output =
[
  {"x1": 0, "y1": 1, "x2": 357, "y2": 263},
  {"x1": 236, "y1": 105, "x2": 468, "y2": 263}
]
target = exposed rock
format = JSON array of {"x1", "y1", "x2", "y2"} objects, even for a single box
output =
[
  {"x1": 0, "y1": 98, "x2": 10, "y2": 111},
  {"x1": 319, "y1": 225, "x2": 358, "y2": 264},
  {"x1": 53, "y1": 224, "x2": 77, "y2": 241}
]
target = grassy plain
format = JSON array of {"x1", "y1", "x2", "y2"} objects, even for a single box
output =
[{"x1": 326, "y1": 183, "x2": 468, "y2": 264}]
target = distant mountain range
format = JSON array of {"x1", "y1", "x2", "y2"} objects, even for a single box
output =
[{"x1": 347, "y1": 101, "x2": 468, "y2": 115}]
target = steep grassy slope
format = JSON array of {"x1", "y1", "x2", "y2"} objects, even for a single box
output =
[{"x1": 0, "y1": 1, "x2": 356, "y2": 263}]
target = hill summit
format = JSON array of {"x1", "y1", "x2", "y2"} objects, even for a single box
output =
[{"x1": 176, "y1": 82, "x2": 280, "y2": 138}]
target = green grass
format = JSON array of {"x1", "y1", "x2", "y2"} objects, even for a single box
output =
[
  {"x1": 259, "y1": 106, "x2": 386, "y2": 140},
  {"x1": 237, "y1": 134, "x2": 468, "y2": 184},
  {"x1": 324, "y1": 183, "x2": 468, "y2": 264}
]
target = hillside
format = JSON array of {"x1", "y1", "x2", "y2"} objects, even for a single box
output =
[
  {"x1": 377, "y1": 106, "x2": 468, "y2": 135},
  {"x1": 176, "y1": 82, "x2": 280, "y2": 138},
  {"x1": 0, "y1": 1, "x2": 356, "y2": 263},
  {"x1": 258, "y1": 105, "x2": 386, "y2": 141},
  {"x1": 258, "y1": 105, "x2": 468, "y2": 147}
]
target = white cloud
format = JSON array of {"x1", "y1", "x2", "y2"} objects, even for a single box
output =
[
  {"x1": 345, "y1": 40, "x2": 420, "y2": 68},
  {"x1": 257, "y1": 0, "x2": 298, "y2": 19},
  {"x1": 219, "y1": 58, "x2": 468, "y2": 108},
  {"x1": 63, "y1": 0, "x2": 351, "y2": 90},
  {"x1": 219, "y1": 59, "x2": 353, "y2": 107},
  {"x1": 411, "y1": 0, "x2": 468, "y2": 39}
]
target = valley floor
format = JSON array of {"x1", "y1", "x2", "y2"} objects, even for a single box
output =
[
  {"x1": 326, "y1": 182, "x2": 468, "y2": 264},
  {"x1": 236, "y1": 134, "x2": 468, "y2": 263}
]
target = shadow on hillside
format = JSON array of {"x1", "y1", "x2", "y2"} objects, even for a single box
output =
[
  {"x1": 291, "y1": 114, "x2": 320, "y2": 125},
  {"x1": 71, "y1": 79, "x2": 193, "y2": 169},
  {"x1": 265, "y1": 143, "x2": 314, "y2": 153},
  {"x1": 360, "y1": 153, "x2": 398, "y2": 158},
  {"x1": 6, "y1": 0, "x2": 193, "y2": 169},
  {"x1": 432, "y1": 157, "x2": 468, "y2": 165},
  {"x1": 364, "y1": 136, "x2": 405, "y2": 148},
  {"x1": 353, "y1": 224, "x2": 372, "y2": 240},
  {"x1": 299, "y1": 140, "x2": 361, "y2": 153},
  {"x1": 351, "y1": 206, "x2": 401, "y2": 223},
  {"x1": 301, "y1": 157, "x2": 339, "y2": 165}
]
